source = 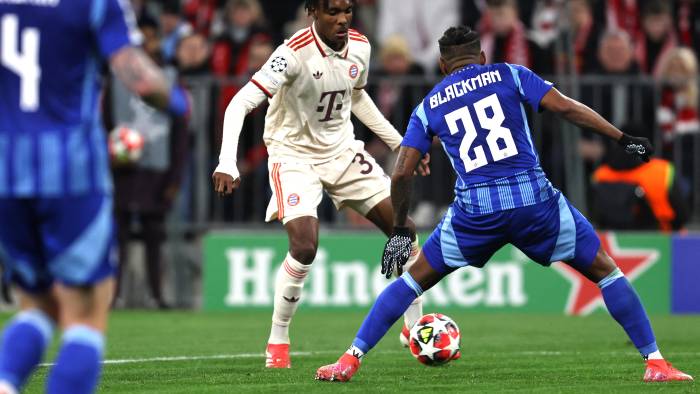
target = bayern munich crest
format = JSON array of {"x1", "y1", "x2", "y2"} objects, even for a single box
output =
[
  {"x1": 287, "y1": 193, "x2": 300, "y2": 206},
  {"x1": 348, "y1": 64, "x2": 359, "y2": 79},
  {"x1": 270, "y1": 56, "x2": 288, "y2": 73}
]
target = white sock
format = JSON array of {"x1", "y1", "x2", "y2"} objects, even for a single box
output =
[
  {"x1": 345, "y1": 345, "x2": 365, "y2": 361},
  {"x1": 402, "y1": 238, "x2": 423, "y2": 329},
  {"x1": 646, "y1": 350, "x2": 663, "y2": 360},
  {"x1": 268, "y1": 253, "x2": 311, "y2": 344}
]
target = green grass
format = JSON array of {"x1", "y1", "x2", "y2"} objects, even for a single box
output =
[{"x1": 5, "y1": 310, "x2": 698, "y2": 393}]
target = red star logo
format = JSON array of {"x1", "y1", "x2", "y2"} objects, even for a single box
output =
[{"x1": 552, "y1": 232, "x2": 658, "y2": 316}]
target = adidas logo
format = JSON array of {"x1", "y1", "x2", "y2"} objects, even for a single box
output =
[
  {"x1": 283, "y1": 296, "x2": 300, "y2": 303},
  {"x1": 313, "y1": 71, "x2": 323, "y2": 79}
]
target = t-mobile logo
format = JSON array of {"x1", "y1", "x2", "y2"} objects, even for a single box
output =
[{"x1": 316, "y1": 90, "x2": 346, "y2": 122}]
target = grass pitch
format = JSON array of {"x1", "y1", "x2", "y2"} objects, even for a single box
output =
[{"x1": 5, "y1": 310, "x2": 698, "y2": 393}]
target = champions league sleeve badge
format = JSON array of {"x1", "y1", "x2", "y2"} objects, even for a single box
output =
[{"x1": 270, "y1": 56, "x2": 288, "y2": 73}]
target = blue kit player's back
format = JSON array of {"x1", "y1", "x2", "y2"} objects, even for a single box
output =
[
  {"x1": 0, "y1": 0, "x2": 139, "y2": 290},
  {"x1": 402, "y1": 62, "x2": 601, "y2": 273},
  {"x1": 315, "y1": 25, "x2": 692, "y2": 384}
]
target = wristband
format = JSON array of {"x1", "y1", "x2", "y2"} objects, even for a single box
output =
[{"x1": 168, "y1": 86, "x2": 189, "y2": 117}]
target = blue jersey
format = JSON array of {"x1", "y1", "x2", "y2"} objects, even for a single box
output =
[
  {"x1": 402, "y1": 63, "x2": 556, "y2": 215},
  {"x1": 0, "y1": 0, "x2": 141, "y2": 197}
]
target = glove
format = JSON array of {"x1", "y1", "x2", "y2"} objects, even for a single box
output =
[
  {"x1": 381, "y1": 227, "x2": 413, "y2": 279},
  {"x1": 618, "y1": 133, "x2": 654, "y2": 162}
]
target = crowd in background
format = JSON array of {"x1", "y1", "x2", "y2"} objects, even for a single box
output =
[{"x1": 111, "y1": 0, "x2": 700, "y2": 236}]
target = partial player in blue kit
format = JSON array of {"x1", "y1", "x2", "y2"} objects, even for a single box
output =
[
  {"x1": 316, "y1": 26, "x2": 693, "y2": 383},
  {"x1": 0, "y1": 1, "x2": 188, "y2": 393}
]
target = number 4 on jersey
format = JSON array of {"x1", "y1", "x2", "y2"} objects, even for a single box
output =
[
  {"x1": 445, "y1": 94, "x2": 518, "y2": 173},
  {"x1": 1, "y1": 14, "x2": 41, "y2": 112}
]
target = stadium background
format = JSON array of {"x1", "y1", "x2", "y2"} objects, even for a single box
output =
[{"x1": 70, "y1": 0, "x2": 700, "y2": 313}]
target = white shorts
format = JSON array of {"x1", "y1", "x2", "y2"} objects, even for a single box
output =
[{"x1": 265, "y1": 142, "x2": 391, "y2": 224}]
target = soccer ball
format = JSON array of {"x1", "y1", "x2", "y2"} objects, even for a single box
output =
[
  {"x1": 109, "y1": 125, "x2": 145, "y2": 164},
  {"x1": 408, "y1": 313, "x2": 461, "y2": 366}
]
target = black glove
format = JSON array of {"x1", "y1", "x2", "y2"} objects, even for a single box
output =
[
  {"x1": 618, "y1": 133, "x2": 654, "y2": 162},
  {"x1": 381, "y1": 227, "x2": 413, "y2": 279}
]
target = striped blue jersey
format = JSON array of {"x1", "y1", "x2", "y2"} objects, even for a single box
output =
[
  {"x1": 402, "y1": 63, "x2": 556, "y2": 215},
  {"x1": 0, "y1": 0, "x2": 141, "y2": 197}
]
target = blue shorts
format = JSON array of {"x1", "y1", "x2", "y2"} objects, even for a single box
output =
[
  {"x1": 0, "y1": 194, "x2": 116, "y2": 293},
  {"x1": 423, "y1": 192, "x2": 600, "y2": 274}
]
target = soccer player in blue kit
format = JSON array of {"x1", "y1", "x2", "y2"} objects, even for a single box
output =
[
  {"x1": 316, "y1": 26, "x2": 693, "y2": 383},
  {"x1": 0, "y1": 1, "x2": 187, "y2": 393}
]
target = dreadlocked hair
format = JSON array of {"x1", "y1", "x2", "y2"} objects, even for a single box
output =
[{"x1": 438, "y1": 25, "x2": 481, "y2": 61}]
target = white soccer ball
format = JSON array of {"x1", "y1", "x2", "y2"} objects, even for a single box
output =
[
  {"x1": 408, "y1": 313, "x2": 461, "y2": 366},
  {"x1": 109, "y1": 125, "x2": 145, "y2": 164}
]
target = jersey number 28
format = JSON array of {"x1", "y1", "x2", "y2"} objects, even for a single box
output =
[
  {"x1": 1, "y1": 14, "x2": 40, "y2": 112},
  {"x1": 444, "y1": 93, "x2": 518, "y2": 173}
]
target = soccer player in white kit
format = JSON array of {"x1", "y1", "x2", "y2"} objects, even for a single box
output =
[{"x1": 212, "y1": 0, "x2": 429, "y2": 368}]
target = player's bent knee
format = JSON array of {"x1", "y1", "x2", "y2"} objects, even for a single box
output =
[{"x1": 289, "y1": 244, "x2": 317, "y2": 265}]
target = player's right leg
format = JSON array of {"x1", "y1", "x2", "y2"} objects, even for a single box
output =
[
  {"x1": 0, "y1": 290, "x2": 57, "y2": 394},
  {"x1": 0, "y1": 199, "x2": 58, "y2": 394},
  {"x1": 264, "y1": 161, "x2": 324, "y2": 368},
  {"x1": 316, "y1": 204, "x2": 504, "y2": 382},
  {"x1": 315, "y1": 252, "x2": 444, "y2": 382},
  {"x1": 46, "y1": 278, "x2": 114, "y2": 394}
]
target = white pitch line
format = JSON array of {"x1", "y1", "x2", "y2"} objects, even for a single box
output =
[{"x1": 37, "y1": 350, "x2": 700, "y2": 368}]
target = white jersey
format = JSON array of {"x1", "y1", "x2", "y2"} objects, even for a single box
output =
[{"x1": 250, "y1": 24, "x2": 371, "y2": 163}]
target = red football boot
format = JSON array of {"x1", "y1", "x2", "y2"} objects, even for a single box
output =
[
  {"x1": 265, "y1": 343, "x2": 291, "y2": 368},
  {"x1": 315, "y1": 353, "x2": 360, "y2": 382},
  {"x1": 643, "y1": 359, "x2": 693, "y2": 382}
]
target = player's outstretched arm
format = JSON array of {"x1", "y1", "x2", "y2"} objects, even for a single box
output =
[
  {"x1": 391, "y1": 147, "x2": 423, "y2": 227},
  {"x1": 110, "y1": 46, "x2": 185, "y2": 114},
  {"x1": 540, "y1": 88, "x2": 654, "y2": 161},
  {"x1": 212, "y1": 83, "x2": 267, "y2": 196}
]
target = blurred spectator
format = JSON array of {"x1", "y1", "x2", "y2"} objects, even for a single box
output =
[
  {"x1": 371, "y1": 35, "x2": 425, "y2": 136},
  {"x1": 560, "y1": 0, "x2": 601, "y2": 74},
  {"x1": 377, "y1": 0, "x2": 459, "y2": 74},
  {"x1": 211, "y1": 0, "x2": 270, "y2": 77},
  {"x1": 139, "y1": 18, "x2": 162, "y2": 64},
  {"x1": 104, "y1": 56, "x2": 190, "y2": 309},
  {"x1": 579, "y1": 30, "x2": 654, "y2": 172},
  {"x1": 657, "y1": 47, "x2": 700, "y2": 146},
  {"x1": 527, "y1": 0, "x2": 561, "y2": 74},
  {"x1": 605, "y1": 0, "x2": 640, "y2": 38},
  {"x1": 182, "y1": 0, "x2": 221, "y2": 37},
  {"x1": 590, "y1": 30, "x2": 654, "y2": 128},
  {"x1": 636, "y1": 1, "x2": 677, "y2": 76},
  {"x1": 160, "y1": 0, "x2": 193, "y2": 64},
  {"x1": 592, "y1": 125, "x2": 690, "y2": 232},
  {"x1": 479, "y1": 0, "x2": 531, "y2": 68},
  {"x1": 176, "y1": 33, "x2": 211, "y2": 76},
  {"x1": 259, "y1": 0, "x2": 305, "y2": 44},
  {"x1": 283, "y1": 3, "x2": 313, "y2": 40}
]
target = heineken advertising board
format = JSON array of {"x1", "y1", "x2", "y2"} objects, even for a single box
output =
[{"x1": 204, "y1": 232, "x2": 677, "y2": 315}]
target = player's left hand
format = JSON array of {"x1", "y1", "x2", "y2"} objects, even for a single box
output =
[
  {"x1": 414, "y1": 153, "x2": 431, "y2": 176},
  {"x1": 381, "y1": 227, "x2": 413, "y2": 279},
  {"x1": 618, "y1": 134, "x2": 654, "y2": 162}
]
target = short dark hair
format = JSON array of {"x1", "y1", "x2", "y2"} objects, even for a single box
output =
[{"x1": 439, "y1": 26, "x2": 481, "y2": 61}]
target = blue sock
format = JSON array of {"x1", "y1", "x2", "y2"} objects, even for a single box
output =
[
  {"x1": 599, "y1": 268, "x2": 658, "y2": 357},
  {"x1": 0, "y1": 310, "x2": 54, "y2": 391},
  {"x1": 352, "y1": 272, "x2": 423, "y2": 354},
  {"x1": 47, "y1": 325, "x2": 105, "y2": 394}
]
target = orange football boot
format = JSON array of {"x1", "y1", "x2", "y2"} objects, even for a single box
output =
[
  {"x1": 265, "y1": 343, "x2": 291, "y2": 368},
  {"x1": 315, "y1": 353, "x2": 360, "y2": 382},
  {"x1": 643, "y1": 359, "x2": 693, "y2": 382}
]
